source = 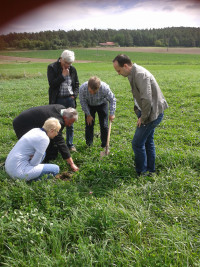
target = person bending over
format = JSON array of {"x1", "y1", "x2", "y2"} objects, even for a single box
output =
[
  {"x1": 12, "y1": 104, "x2": 79, "y2": 172},
  {"x1": 79, "y1": 76, "x2": 116, "y2": 148},
  {"x1": 113, "y1": 54, "x2": 168, "y2": 176}
]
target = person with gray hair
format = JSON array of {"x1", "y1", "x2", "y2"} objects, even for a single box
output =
[
  {"x1": 5, "y1": 117, "x2": 61, "y2": 181},
  {"x1": 12, "y1": 104, "x2": 79, "y2": 172},
  {"x1": 47, "y1": 49, "x2": 79, "y2": 152}
]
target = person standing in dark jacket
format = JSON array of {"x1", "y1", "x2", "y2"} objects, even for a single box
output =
[
  {"x1": 47, "y1": 50, "x2": 79, "y2": 152},
  {"x1": 13, "y1": 104, "x2": 79, "y2": 172}
]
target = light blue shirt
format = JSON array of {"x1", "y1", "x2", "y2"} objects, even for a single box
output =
[{"x1": 79, "y1": 81, "x2": 116, "y2": 116}]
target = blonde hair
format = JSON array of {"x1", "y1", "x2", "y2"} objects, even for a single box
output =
[
  {"x1": 88, "y1": 76, "x2": 101, "y2": 91},
  {"x1": 43, "y1": 117, "x2": 61, "y2": 132}
]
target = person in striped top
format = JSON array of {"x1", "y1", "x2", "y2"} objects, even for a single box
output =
[{"x1": 79, "y1": 76, "x2": 116, "y2": 148}]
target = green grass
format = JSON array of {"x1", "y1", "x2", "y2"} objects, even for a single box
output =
[
  {"x1": 0, "y1": 49, "x2": 199, "y2": 266},
  {"x1": 1, "y1": 48, "x2": 200, "y2": 65}
]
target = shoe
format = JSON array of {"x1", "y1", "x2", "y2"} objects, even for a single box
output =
[{"x1": 69, "y1": 146, "x2": 77, "y2": 152}]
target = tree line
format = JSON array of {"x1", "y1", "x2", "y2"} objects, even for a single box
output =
[{"x1": 0, "y1": 27, "x2": 200, "y2": 50}]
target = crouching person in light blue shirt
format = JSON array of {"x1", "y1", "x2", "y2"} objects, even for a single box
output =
[{"x1": 5, "y1": 118, "x2": 61, "y2": 182}]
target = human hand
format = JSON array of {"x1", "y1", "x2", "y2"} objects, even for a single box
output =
[
  {"x1": 70, "y1": 163, "x2": 79, "y2": 172},
  {"x1": 66, "y1": 157, "x2": 79, "y2": 172},
  {"x1": 62, "y1": 67, "x2": 69, "y2": 76},
  {"x1": 137, "y1": 117, "x2": 142, "y2": 127},
  {"x1": 109, "y1": 115, "x2": 115, "y2": 122},
  {"x1": 86, "y1": 115, "x2": 93, "y2": 125}
]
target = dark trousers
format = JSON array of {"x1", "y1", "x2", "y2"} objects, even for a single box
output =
[{"x1": 85, "y1": 102, "x2": 108, "y2": 147}]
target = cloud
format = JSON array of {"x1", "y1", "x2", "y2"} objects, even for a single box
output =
[
  {"x1": 162, "y1": 6, "x2": 174, "y2": 11},
  {"x1": 1, "y1": 0, "x2": 200, "y2": 34}
]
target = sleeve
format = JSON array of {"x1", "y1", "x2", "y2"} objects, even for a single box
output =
[
  {"x1": 79, "y1": 85, "x2": 91, "y2": 116},
  {"x1": 72, "y1": 68, "x2": 79, "y2": 98},
  {"x1": 104, "y1": 84, "x2": 116, "y2": 115},
  {"x1": 53, "y1": 131, "x2": 71, "y2": 159},
  {"x1": 30, "y1": 151, "x2": 46, "y2": 166},
  {"x1": 135, "y1": 73, "x2": 152, "y2": 124},
  {"x1": 30, "y1": 135, "x2": 49, "y2": 166},
  {"x1": 47, "y1": 64, "x2": 65, "y2": 89}
]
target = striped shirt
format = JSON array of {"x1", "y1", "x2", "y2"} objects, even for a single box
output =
[{"x1": 79, "y1": 81, "x2": 116, "y2": 116}]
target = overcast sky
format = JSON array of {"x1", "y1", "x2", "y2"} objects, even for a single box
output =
[{"x1": 1, "y1": 0, "x2": 200, "y2": 34}]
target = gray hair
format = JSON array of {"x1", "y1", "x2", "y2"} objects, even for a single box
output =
[
  {"x1": 61, "y1": 50, "x2": 75, "y2": 63},
  {"x1": 63, "y1": 108, "x2": 78, "y2": 121}
]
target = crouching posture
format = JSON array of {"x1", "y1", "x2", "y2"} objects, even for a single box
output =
[{"x1": 5, "y1": 118, "x2": 61, "y2": 181}]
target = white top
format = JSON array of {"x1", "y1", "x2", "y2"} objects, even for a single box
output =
[{"x1": 5, "y1": 128, "x2": 49, "y2": 180}]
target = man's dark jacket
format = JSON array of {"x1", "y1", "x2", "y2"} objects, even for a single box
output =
[
  {"x1": 13, "y1": 104, "x2": 71, "y2": 160},
  {"x1": 47, "y1": 58, "x2": 79, "y2": 105}
]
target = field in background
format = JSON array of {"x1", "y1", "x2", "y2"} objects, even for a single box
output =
[
  {"x1": 0, "y1": 49, "x2": 199, "y2": 266},
  {"x1": 1, "y1": 46, "x2": 200, "y2": 64}
]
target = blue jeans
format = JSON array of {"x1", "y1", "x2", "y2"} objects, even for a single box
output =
[
  {"x1": 132, "y1": 113, "x2": 164, "y2": 174},
  {"x1": 32, "y1": 164, "x2": 60, "y2": 181},
  {"x1": 56, "y1": 96, "x2": 75, "y2": 148}
]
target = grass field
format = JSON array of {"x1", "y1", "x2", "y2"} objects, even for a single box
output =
[{"x1": 0, "y1": 49, "x2": 199, "y2": 266}]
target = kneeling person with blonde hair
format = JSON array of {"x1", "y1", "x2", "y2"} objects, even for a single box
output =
[{"x1": 5, "y1": 118, "x2": 61, "y2": 181}]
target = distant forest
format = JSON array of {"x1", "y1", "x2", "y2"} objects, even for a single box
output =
[{"x1": 0, "y1": 27, "x2": 200, "y2": 50}]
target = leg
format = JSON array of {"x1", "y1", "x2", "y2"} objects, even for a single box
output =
[
  {"x1": 145, "y1": 129, "x2": 156, "y2": 173},
  {"x1": 65, "y1": 97, "x2": 76, "y2": 148},
  {"x1": 132, "y1": 113, "x2": 164, "y2": 174},
  {"x1": 30, "y1": 164, "x2": 60, "y2": 181},
  {"x1": 85, "y1": 105, "x2": 96, "y2": 146},
  {"x1": 56, "y1": 97, "x2": 76, "y2": 148},
  {"x1": 66, "y1": 124, "x2": 74, "y2": 148},
  {"x1": 132, "y1": 125, "x2": 148, "y2": 174},
  {"x1": 145, "y1": 113, "x2": 164, "y2": 173},
  {"x1": 97, "y1": 102, "x2": 108, "y2": 147}
]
